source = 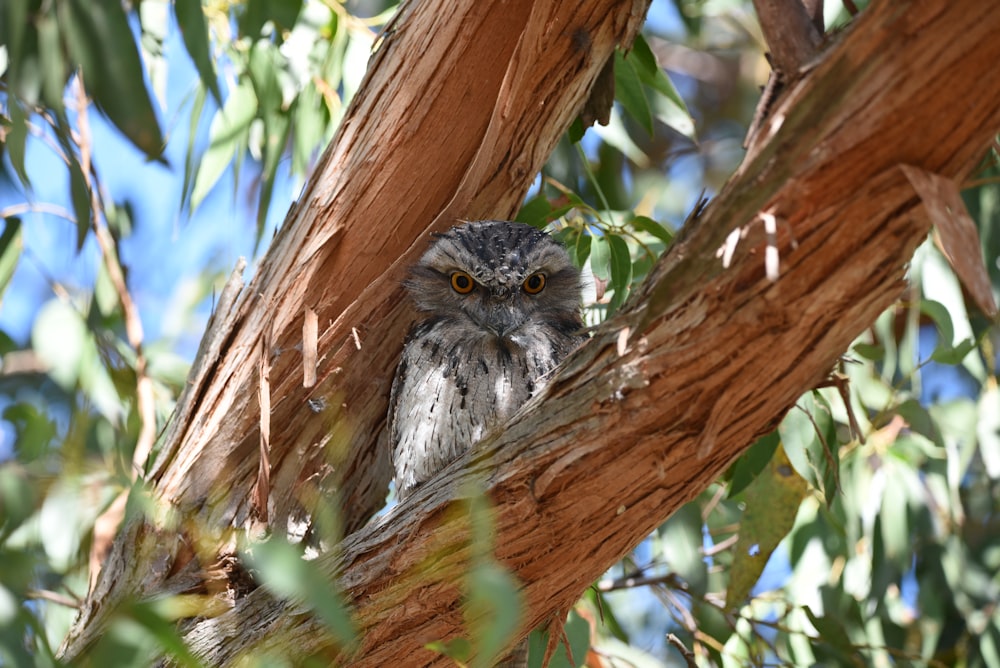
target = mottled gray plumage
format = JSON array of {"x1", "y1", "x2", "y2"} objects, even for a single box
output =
[{"x1": 389, "y1": 220, "x2": 584, "y2": 501}]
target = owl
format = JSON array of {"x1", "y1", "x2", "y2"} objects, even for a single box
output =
[{"x1": 389, "y1": 220, "x2": 585, "y2": 501}]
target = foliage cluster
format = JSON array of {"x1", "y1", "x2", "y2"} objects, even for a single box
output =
[{"x1": 1, "y1": 0, "x2": 999, "y2": 666}]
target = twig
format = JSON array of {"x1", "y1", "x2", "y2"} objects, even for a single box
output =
[
  {"x1": 752, "y1": 0, "x2": 822, "y2": 76},
  {"x1": 26, "y1": 588, "x2": 82, "y2": 608},
  {"x1": 667, "y1": 633, "x2": 697, "y2": 668},
  {"x1": 72, "y1": 76, "x2": 156, "y2": 480},
  {"x1": 596, "y1": 572, "x2": 686, "y2": 592}
]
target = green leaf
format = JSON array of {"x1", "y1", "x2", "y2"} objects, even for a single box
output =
[
  {"x1": 190, "y1": 81, "x2": 258, "y2": 212},
  {"x1": 39, "y1": 479, "x2": 90, "y2": 572},
  {"x1": 851, "y1": 341, "x2": 884, "y2": 361},
  {"x1": 181, "y1": 85, "x2": 208, "y2": 213},
  {"x1": 125, "y1": 600, "x2": 205, "y2": 668},
  {"x1": 878, "y1": 462, "x2": 911, "y2": 563},
  {"x1": 254, "y1": 111, "x2": 291, "y2": 240},
  {"x1": 425, "y1": 638, "x2": 472, "y2": 662},
  {"x1": 571, "y1": 229, "x2": 592, "y2": 269},
  {"x1": 32, "y1": 300, "x2": 86, "y2": 389},
  {"x1": 291, "y1": 84, "x2": 328, "y2": 176},
  {"x1": 631, "y1": 33, "x2": 688, "y2": 113},
  {"x1": 4, "y1": 101, "x2": 31, "y2": 186},
  {"x1": 248, "y1": 42, "x2": 292, "y2": 241},
  {"x1": 563, "y1": 611, "x2": 590, "y2": 667},
  {"x1": 656, "y1": 504, "x2": 708, "y2": 596},
  {"x1": 3, "y1": 402, "x2": 57, "y2": 464},
  {"x1": 93, "y1": 260, "x2": 120, "y2": 316},
  {"x1": 919, "y1": 298, "x2": 955, "y2": 347},
  {"x1": 246, "y1": 537, "x2": 357, "y2": 649},
  {"x1": 462, "y1": 489, "x2": 523, "y2": 667},
  {"x1": 627, "y1": 34, "x2": 659, "y2": 78},
  {"x1": 0, "y1": 464, "x2": 39, "y2": 537},
  {"x1": 919, "y1": 297, "x2": 977, "y2": 364},
  {"x1": 780, "y1": 393, "x2": 839, "y2": 503},
  {"x1": 725, "y1": 444, "x2": 807, "y2": 610},
  {"x1": 803, "y1": 605, "x2": 864, "y2": 664},
  {"x1": 67, "y1": 154, "x2": 92, "y2": 250},
  {"x1": 0, "y1": 217, "x2": 23, "y2": 305},
  {"x1": 589, "y1": 233, "x2": 610, "y2": 281},
  {"x1": 516, "y1": 195, "x2": 552, "y2": 229},
  {"x1": 36, "y1": 14, "x2": 68, "y2": 110},
  {"x1": 524, "y1": 611, "x2": 590, "y2": 668},
  {"x1": 931, "y1": 337, "x2": 976, "y2": 365},
  {"x1": 726, "y1": 430, "x2": 780, "y2": 497},
  {"x1": 567, "y1": 117, "x2": 585, "y2": 143},
  {"x1": 607, "y1": 232, "x2": 632, "y2": 313},
  {"x1": 630, "y1": 215, "x2": 673, "y2": 245},
  {"x1": 613, "y1": 50, "x2": 653, "y2": 135},
  {"x1": 174, "y1": 0, "x2": 222, "y2": 104},
  {"x1": 977, "y1": 385, "x2": 1000, "y2": 478},
  {"x1": 467, "y1": 562, "x2": 522, "y2": 668},
  {"x1": 1, "y1": 0, "x2": 31, "y2": 91},
  {"x1": 61, "y1": 0, "x2": 165, "y2": 158},
  {"x1": 240, "y1": 0, "x2": 304, "y2": 40}
]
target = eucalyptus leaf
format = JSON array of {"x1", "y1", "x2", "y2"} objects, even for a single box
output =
[
  {"x1": 31, "y1": 300, "x2": 86, "y2": 389},
  {"x1": 4, "y1": 101, "x2": 31, "y2": 187},
  {"x1": 613, "y1": 50, "x2": 653, "y2": 136},
  {"x1": 607, "y1": 232, "x2": 632, "y2": 313},
  {"x1": 516, "y1": 195, "x2": 552, "y2": 229},
  {"x1": 725, "y1": 443, "x2": 807, "y2": 610},
  {"x1": 190, "y1": 81, "x2": 258, "y2": 212},
  {"x1": 630, "y1": 33, "x2": 687, "y2": 113},
  {"x1": 62, "y1": 0, "x2": 165, "y2": 158},
  {"x1": 68, "y1": 155, "x2": 92, "y2": 250},
  {"x1": 977, "y1": 385, "x2": 1000, "y2": 478},
  {"x1": 245, "y1": 537, "x2": 357, "y2": 649},
  {"x1": 467, "y1": 562, "x2": 522, "y2": 668},
  {"x1": 630, "y1": 215, "x2": 673, "y2": 245},
  {"x1": 726, "y1": 430, "x2": 780, "y2": 497},
  {"x1": 0, "y1": 217, "x2": 23, "y2": 304},
  {"x1": 174, "y1": 0, "x2": 222, "y2": 103},
  {"x1": 589, "y1": 233, "x2": 611, "y2": 282}
]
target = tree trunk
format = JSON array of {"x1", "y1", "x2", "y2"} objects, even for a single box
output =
[{"x1": 61, "y1": 0, "x2": 1000, "y2": 664}]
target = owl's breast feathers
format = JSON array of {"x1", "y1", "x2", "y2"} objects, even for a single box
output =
[{"x1": 389, "y1": 316, "x2": 582, "y2": 500}]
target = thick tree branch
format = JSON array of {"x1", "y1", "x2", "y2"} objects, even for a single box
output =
[
  {"x1": 61, "y1": 0, "x2": 650, "y2": 658},
  {"x1": 62, "y1": 0, "x2": 1000, "y2": 664}
]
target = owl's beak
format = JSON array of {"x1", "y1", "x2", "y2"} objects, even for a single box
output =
[{"x1": 485, "y1": 302, "x2": 525, "y2": 339}]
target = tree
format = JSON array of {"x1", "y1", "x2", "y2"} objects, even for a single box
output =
[{"x1": 2, "y1": 0, "x2": 999, "y2": 666}]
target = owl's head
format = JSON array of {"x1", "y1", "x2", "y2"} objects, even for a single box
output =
[{"x1": 406, "y1": 220, "x2": 582, "y2": 340}]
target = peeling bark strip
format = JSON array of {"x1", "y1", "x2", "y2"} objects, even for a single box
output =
[{"x1": 60, "y1": 0, "x2": 1000, "y2": 664}]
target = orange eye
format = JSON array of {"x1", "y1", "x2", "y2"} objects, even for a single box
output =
[
  {"x1": 450, "y1": 271, "x2": 475, "y2": 294},
  {"x1": 523, "y1": 273, "x2": 545, "y2": 294}
]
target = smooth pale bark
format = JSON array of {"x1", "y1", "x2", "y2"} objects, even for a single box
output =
[{"x1": 61, "y1": 0, "x2": 1000, "y2": 665}]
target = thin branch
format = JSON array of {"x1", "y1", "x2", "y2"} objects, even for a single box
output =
[
  {"x1": 596, "y1": 572, "x2": 686, "y2": 593},
  {"x1": 752, "y1": 0, "x2": 823, "y2": 76},
  {"x1": 0, "y1": 202, "x2": 78, "y2": 223},
  {"x1": 71, "y1": 76, "x2": 156, "y2": 480},
  {"x1": 667, "y1": 633, "x2": 697, "y2": 668},
  {"x1": 26, "y1": 589, "x2": 82, "y2": 609}
]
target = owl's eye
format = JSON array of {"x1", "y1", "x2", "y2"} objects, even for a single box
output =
[
  {"x1": 450, "y1": 271, "x2": 475, "y2": 294},
  {"x1": 522, "y1": 273, "x2": 546, "y2": 294}
]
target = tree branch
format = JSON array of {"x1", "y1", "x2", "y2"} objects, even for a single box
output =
[
  {"x1": 61, "y1": 0, "x2": 650, "y2": 657},
  {"x1": 752, "y1": 0, "x2": 823, "y2": 76}
]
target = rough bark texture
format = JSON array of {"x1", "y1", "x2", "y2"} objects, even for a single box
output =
[{"x1": 61, "y1": 0, "x2": 1000, "y2": 665}]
